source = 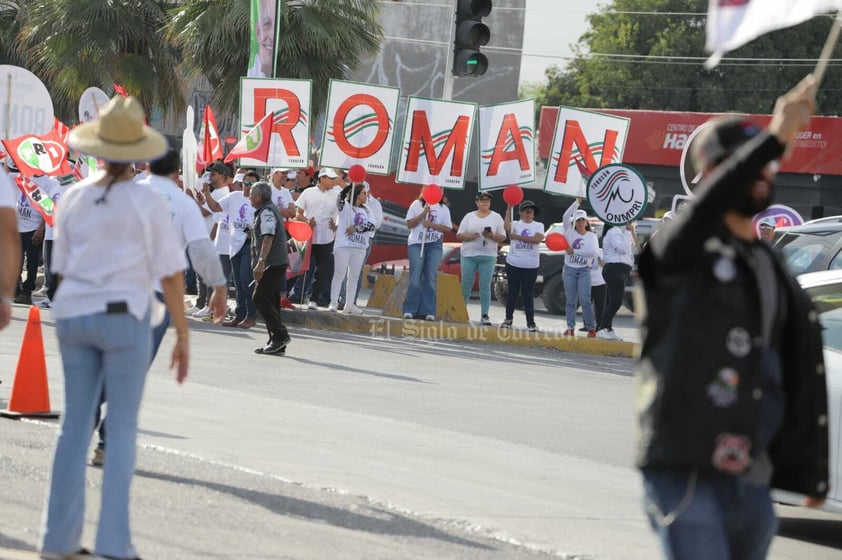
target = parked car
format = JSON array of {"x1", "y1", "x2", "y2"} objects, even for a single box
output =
[
  {"x1": 775, "y1": 221, "x2": 842, "y2": 276},
  {"x1": 773, "y1": 269, "x2": 842, "y2": 513},
  {"x1": 493, "y1": 217, "x2": 661, "y2": 315},
  {"x1": 367, "y1": 243, "x2": 478, "y2": 289}
]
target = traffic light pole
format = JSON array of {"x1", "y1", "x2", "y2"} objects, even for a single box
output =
[{"x1": 442, "y1": 0, "x2": 457, "y2": 100}]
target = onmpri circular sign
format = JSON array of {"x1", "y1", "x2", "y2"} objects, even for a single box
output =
[{"x1": 586, "y1": 163, "x2": 648, "y2": 225}]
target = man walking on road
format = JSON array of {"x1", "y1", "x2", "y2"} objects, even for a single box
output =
[
  {"x1": 249, "y1": 182, "x2": 291, "y2": 355},
  {"x1": 635, "y1": 76, "x2": 829, "y2": 560}
]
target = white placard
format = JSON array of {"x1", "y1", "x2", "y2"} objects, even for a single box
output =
[
  {"x1": 78, "y1": 87, "x2": 110, "y2": 124},
  {"x1": 478, "y1": 99, "x2": 536, "y2": 190},
  {"x1": 586, "y1": 164, "x2": 648, "y2": 225},
  {"x1": 320, "y1": 80, "x2": 400, "y2": 176},
  {"x1": 543, "y1": 107, "x2": 630, "y2": 197},
  {"x1": 0, "y1": 65, "x2": 54, "y2": 141},
  {"x1": 396, "y1": 96, "x2": 477, "y2": 189},
  {"x1": 238, "y1": 77, "x2": 312, "y2": 168}
]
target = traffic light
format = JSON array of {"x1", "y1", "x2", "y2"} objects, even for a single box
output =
[{"x1": 453, "y1": 0, "x2": 492, "y2": 77}]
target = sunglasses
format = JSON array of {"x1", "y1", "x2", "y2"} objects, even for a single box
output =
[{"x1": 244, "y1": 181, "x2": 255, "y2": 186}]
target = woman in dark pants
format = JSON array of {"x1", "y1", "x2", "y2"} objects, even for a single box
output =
[
  {"x1": 502, "y1": 200, "x2": 545, "y2": 331},
  {"x1": 597, "y1": 222, "x2": 639, "y2": 341}
]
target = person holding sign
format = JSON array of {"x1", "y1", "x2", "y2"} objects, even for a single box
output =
[
  {"x1": 636, "y1": 76, "x2": 828, "y2": 560},
  {"x1": 402, "y1": 190, "x2": 452, "y2": 320},
  {"x1": 457, "y1": 192, "x2": 506, "y2": 326},
  {"x1": 502, "y1": 200, "x2": 544, "y2": 331},
  {"x1": 329, "y1": 182, "x2": 376, "y2": 314},
  {"x1": 561, "y1": 198, "x2": 599, "y2": 337}
]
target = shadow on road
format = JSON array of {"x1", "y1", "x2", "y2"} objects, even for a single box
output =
[{"x1": 134, "y1": 469, "x2": 493, "y2": 550}]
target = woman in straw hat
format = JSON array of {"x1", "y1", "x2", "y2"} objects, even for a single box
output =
[{"x1": 39, "y1": 96, "x2": 189, "y2": 560}]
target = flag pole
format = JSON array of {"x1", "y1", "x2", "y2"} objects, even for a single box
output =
[{"x1": 813, "y1": 12, "x2": 842, "y2": 86}]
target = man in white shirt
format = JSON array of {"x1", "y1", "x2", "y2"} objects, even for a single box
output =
[
  {"x1": 294, "y1": 167, "x2": 341, "y2": 308},
  {"x1": 0, "y1": 166, "x2": 19, "y2": 330},
  {"x1": 269, "y1": 168, "x2": 297, "y2": 219},
  {"x1": 203, "y1": 170, "x2": 257, "y2": 328},
  {"x1": 205, "y1": 162, "x2": 234, "y2": 313}
]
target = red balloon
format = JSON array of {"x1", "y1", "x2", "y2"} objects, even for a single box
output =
[
  {"x1": 286, "y1": 221, "x2": 313, "y2": 243},
  {"x1": 545, "y1": 232, "x2": 568, "y2": 252},
  {"x1": 503, "y1": 185, "x2": 523, "y2": 206},
  {"x1": 422, "y1": 183, "x2": 443, "y2": 205},
  {"x1": 348, "y1": 164, "x2": 366, "y2": 183}
]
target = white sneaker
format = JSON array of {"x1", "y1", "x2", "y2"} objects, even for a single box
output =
[
  {"x1": 402, "y1": 313, "x2": 413, "y2": 319},
  {"x1": 308, "y1": 301, "x2": 318, "y2": 310},
  {"x1": 193, "y1": 307, "x2": 212, "y2": 318},
  {"x1": 327, "y1": 304, "x2": 338, "y2": 312},
  {"x1": 32, "y1": 286, "x2": 48, "y2": 297},
  {"x1": 424, "y1": 315, "x2": 435, "y2": 321},
  {"x1": 343, "y1": 304, "x2": 363, "y2": 315},
  {"x1": 185, "y1": 304, "x2": 202, "y2": 315},
  {"x1": 597, "y1": 328, "x2": 622, "y2": 341}
]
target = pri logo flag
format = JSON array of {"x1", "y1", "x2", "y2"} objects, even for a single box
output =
[
  {"x1": 53, "y1": 118, "x2": 71, "y2": 145},
  {"x1": 706, "y1": 0, "x2": 842, "y2": 66},
  {"x1": 2, "y1": 130, "x2": 72, "y2": 177},
  {"x1": 225, "y1": 111, "x2": 273, "y2": 163},
  {"x1": 14, "y1": 175, "x2": 55, "y2": 227}
]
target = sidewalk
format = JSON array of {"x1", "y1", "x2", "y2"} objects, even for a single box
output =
[{"x1": 272, "y1": 288, "x2": 639, "y2": 359}]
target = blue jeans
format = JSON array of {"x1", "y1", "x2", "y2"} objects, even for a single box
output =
[
  {"x1": 460, "y1": 254, "x2": 496, "y2": 316},
  {"x1": 403, "y1": 241, "x2": 443, "y2": 317},
  {"x1": 643, "y1": 469, "x2": 777, "y2": 560},
  {"x1": 42, "y1": 311, "x2": 152, "y2": 559},
  {"x1": 230, "y1": 241, "x2": 256, "y2": 321},
  {"x1": 563, "y1": 265, "x2": 595, "y2": 330}
]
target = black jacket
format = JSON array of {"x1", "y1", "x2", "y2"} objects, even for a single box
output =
[{"x1": 635, "y1": 132, "x2": 829, "y2": 498}]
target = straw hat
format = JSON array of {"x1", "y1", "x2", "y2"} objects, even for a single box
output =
[{"x1": 69, "y1": 96, "x2": 167, "y2": 163}]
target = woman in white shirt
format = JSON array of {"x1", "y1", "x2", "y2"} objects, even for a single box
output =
[
  {"x1": 502, "y1": 200, "x2": 544, "y2": 331},
  {"x1": 457, "y1": 192, "x2": 506, "y2": 325},
  {"x1": 329, "y1": 182, "x2": 376, "y2": 314},
  {"x1": 40, "y1": 96, "x2": 189, "y2": 560},
  {"x1": 561, "y1": 197, "x2": 599, "y2": 337},
  {"x1": 597, "y1": 222, "x2": 639, "y2": 341},
  {"x1": 402, "y1": 192, "x2": 453, "y2": 320}
]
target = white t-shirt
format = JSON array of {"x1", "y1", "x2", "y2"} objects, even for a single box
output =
[
  {"x1": 0, "y1": 168, "x2": 15, "y2": 208},
  {"x1": 506, "y1": 219, "x2": 545, "y2": 269},
  {"x1": 334, "y1": 203, "x2": 373, "y2": 250},
  {"x1": 51, "y1": 176, "x2": 187, "y2": 321},
  {"x1": 43, "y1": 178, "x2": 71, "y2": 241},
  {"x1": 458, "y1": 211, "x2": 505, "y2": 258},
  {"x1": 603, "y1": 226, "x2": 635, "y2": 267},
  {"x1": 406, "y1": 200, "x2": 452, "y2": 246},
  {"x1": 591, "y1": 248, "x2": 605, "y2": 287},
  {"x1": 562, "y1": 199, "x2": 598, "y2": 269},
  {"x1": 217, "y1": 190, "x2": 255, "y2": 257},
  {"x1": 295, "y1": 185, "x2": 340, "y2": 245},
  {"x1": 270, "y1": 186, "x2": 294, "y2": 217},
  {"x1": 367, "y1": 195, "x2": 383, "y2": 246},
  {"x1": 15, "y1": 174, "x2": 44, "y2": 233},
  {"x1": 210, "y1": 186, "x2": 231, "y2": 255}
]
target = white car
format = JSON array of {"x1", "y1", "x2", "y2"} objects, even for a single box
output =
[{"x1": 774, "y1": 270, "x2": 842, "y2": 512}]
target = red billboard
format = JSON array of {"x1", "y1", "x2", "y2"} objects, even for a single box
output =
[{"x1": 538, "y1": 106, "x2": 842, "y2": 175}]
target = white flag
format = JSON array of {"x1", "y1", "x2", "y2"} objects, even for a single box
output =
[{"x1": 706, "y1": 0, "x2": 842, "y2": 67}]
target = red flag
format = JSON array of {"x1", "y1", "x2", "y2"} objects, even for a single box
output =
[
  {"x1": 199, "y1": 105, "x2": 223, "y2": 170},
  {"x1": 53, "y1": 118, "x2": 71, "y2": 145},
  {"x1": 14, "y1": 175, "x2": 55, "y2": 227},
  {"x1": 113, "y1": 83, "x2": 128, "y2": 97},
  {"x1": 2, "y1": 131, "x2": 72, "y2": 177},
  {"x1": 224, "y1": 112, "x2": 273, "y2": 163}
]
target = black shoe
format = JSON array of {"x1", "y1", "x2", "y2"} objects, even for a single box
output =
[
  {"x1": 578, "y1": 326, "x2": 589, "y2": 332},
  {"x1": 527, "y1": 322, "x2": 538, "y2": 333},
  {"x1": 14, "y1": 292, "x2": 31, "y2": 305},
  {"x1": 262, "y1": 336, "x2": 291, "y2": 355},
  {"x1": 480, "y1": 315, "x2": 492, "y2": 326},
  {"x1": 501, "y1": 319, "x2": 513, "y2": 328}
]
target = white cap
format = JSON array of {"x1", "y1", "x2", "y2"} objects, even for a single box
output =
[
  {"x1": 286, "y1": 171, "x2": 297, "y2": 179},
  {"x1": 318, "y1": 167, "x2": 338, "y2": 179},
  {"x1": 271, "y1": 168, "x2": 288, "y2": 176},
  {"x1": 572, "y1": 210, "x2": 588, "y2": 222},
  {"x1": 233, "y1": 173, "x2": 245, "y2": 183},
  {"x1": 759, "y1": 217, "x2": 776, "y2": 228}
]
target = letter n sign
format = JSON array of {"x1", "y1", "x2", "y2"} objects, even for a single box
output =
[{"x1": 543, "y1": 107, "x2": 630, "y2": 197}]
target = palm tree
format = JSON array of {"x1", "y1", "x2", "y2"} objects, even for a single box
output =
[
  {"x1": 17, "y1": 0, "x2": 184, "y2": 123},
  {"x1": 0, "y1": 1, "x2": 23, "y2": 68},
  {"x1": 167, "y1": 0, "x2": 383, "y2": 119}
]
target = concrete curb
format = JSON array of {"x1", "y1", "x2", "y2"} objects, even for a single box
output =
[{"x1": 282, "y1": 309, "x2": 637, "y2": 358}]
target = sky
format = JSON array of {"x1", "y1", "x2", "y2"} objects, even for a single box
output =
[{"x1": 520, "y1": 0, "x2": 604, "y2": 86}]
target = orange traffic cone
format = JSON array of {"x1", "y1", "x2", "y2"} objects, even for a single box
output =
[{"x1": 1, "y1": 306, "x2": 60, "y2": 419}]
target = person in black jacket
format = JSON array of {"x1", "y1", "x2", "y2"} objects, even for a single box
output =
[{"x1": 635, "y1": 75, "x2": 828, "y2": 560}]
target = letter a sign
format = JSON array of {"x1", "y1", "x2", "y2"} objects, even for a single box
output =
[
  {"x1": 543, "y1": 107, "x2": 630, "y2": 197},
  {"x1": 477, "y1": 99, "x2": 536, "y2": 190},
  {"x1": 396, "y1": 96, "x2": 477, "y2": 189}
]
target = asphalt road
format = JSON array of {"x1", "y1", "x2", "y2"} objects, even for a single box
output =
[{"x1": 0, "y1": 301, "x2": 839, "y2": 559}]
